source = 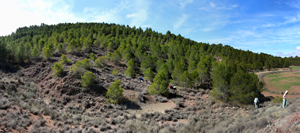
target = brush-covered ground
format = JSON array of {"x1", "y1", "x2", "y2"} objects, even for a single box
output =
[{"x1": 1, "y1": 46, "x2": 300, "y2": 133}]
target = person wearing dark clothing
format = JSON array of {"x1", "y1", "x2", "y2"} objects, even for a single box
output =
[{"x1": 139, "y1": 77, "x2": 144, "y2": 82}]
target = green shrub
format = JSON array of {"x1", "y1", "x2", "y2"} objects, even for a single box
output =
[
  {"x1": 126, "y1": 59, "x2": 136, "y2": 69},
  {"x1": 69, "y1": 58, "x2": 90, "y2": 75},
  {"x1": 148, "y1": 72, "x2": 169, "y2": 96},
  {"x1": 106, "y1": 79, "x2": 124, "y2": 104},
  {"x1": 89, "y1": 53, "x2": 96, "y2": 61},
  {"x1": 42, "y1": 46, "x2": 52, "y2": 60},
  {"x1": 110, "y1": 50, "x2": 122, "y2": 63},
  {"x1": 272, "y1": 96, "x2": 283, "y2": 103},
  {"x1": 56, "y1": 43, "x2": 64, "y2": 52},
  {"x1": 143, "y1": 68, "x2": 154, "y2": 82},
  {"x1": 112, "y1": 69, "x2": 119, "y2": 76},
  {"x1": 106, "y1": 52, "x2": 112, "y2": 59},
  {"x1": 124, "y1": 67, "x2": 135, "y2": 78},
  {"x1": 123, "y1": 53, "x2": 132, "y2": 63},
  {"x1": 94, "y1": 56, "x2": 107, "y2": 68},
  {"x1": 60, "y1": 54, "x2": 71, "y2": 64},
  {"x1": 52, "y1": 62, "x2": 64, "y2": 77},
  {"x1": 31, "y1": 46, "x2": 40, "y2": 59},
  {"x1": 81, "y1": 71, "x2": 95, "y2": 87}
]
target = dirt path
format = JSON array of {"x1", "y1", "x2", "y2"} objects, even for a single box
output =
[{"x1": 128, "y1": 100, "x2": 176, "y2": 118}]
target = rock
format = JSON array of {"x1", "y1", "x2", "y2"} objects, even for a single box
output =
[{"x1": 156, "y1": 96, "x2": 168, "y2": 103}]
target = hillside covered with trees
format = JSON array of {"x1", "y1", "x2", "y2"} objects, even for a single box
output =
[
  {"x1": 0, "y1": 22, "x2": 299, "y2": 103},
  {"x1": 1, "y1": 22, "x2": 300, "y2": 132}
]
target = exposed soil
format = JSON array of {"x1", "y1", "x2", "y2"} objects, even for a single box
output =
[
  {"x1": 1, "y1": 47, "x2": 300, "y2": 132},
  {"x1": 256, "y1": 69, "x2": 300, "y2": 98}
]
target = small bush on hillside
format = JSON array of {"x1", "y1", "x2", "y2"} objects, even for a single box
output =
[
  {"x1": 126, "y1": 59, "x2": 136, "y2": 69},
  {"x1": 70, "y1": 58, "x2": 90, "y2": 76},
  {"x1": 42, "y1": 46, "x2": 52, "y2": 60},
  {"x1": 94, "y1": 56, "x2": 107, "y2": 68},
  {"x1": 272, "y1": 96, "x2": 283, "y2": 103},
  {"x1": 106, "y1": 52, "x2": 112, "y2": 59},
  {"x1": 60, "y1": 54, "x2": 71, "y2": 64},
  {"x1": 106, "y1": 79, "x2": 124, "y2": 104},
  {"x1": 56, "y1": 43, "x2": 64, "y2": 52},
  {"x1": 110, "y1": 50, "x2": 122, "y2": 63},
  {"x1": 143, "y1": 68, "x2": 154, "y2": 82},
  {"x1": 112, "y1": 68, "x2": 119, "y2": 76},
  {"x1": 124, "y1": 67, "x2": 135, "y2": 78},
  {"x1": 89, "y1": 53, "x2": 96, "y2": 61},
  {"x1": 148, "y1": 72, "x2": 169, "y2": 96},
  {"x1": 81, "y1": 71, "x2": 95, "y2": 87},
  {"x1": 31, "y1": 46, "x2": 40, "y2": 59},
  {"x1": 52, "y1": 62, "x2": 64, "y2": 77}
]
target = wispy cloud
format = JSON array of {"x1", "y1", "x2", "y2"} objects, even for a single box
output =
[
  {"x1": 179, "y1": 0, "x2": 193, "y2": 8},
  {"x1": 209, "y1": 2, "x2": 216, "y2": 8},
  {"x1": 296, "y1": 46, "x2": 300, "y2": 51},
  {"x1": 199, "y1": 2, "x2": 238, "y2": 10},
  {"x1": 126, "y1": 13, "x2": 137, "y2": 18},
  {"x1": 173, "y1": 14, "x2": 188, "y2": 30},
  {"x1": 128, "y1": 0, "x2": 150, "y2": 27}
]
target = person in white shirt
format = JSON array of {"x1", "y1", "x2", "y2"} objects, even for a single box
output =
[
  {"x1": 254, "y1": 97, "x2": 259, "y2": 109},
  {"x1": 282, "y1": 90, "x2": 288, "y2": 108}
]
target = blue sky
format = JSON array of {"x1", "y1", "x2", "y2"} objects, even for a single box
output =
[{"x1": 1, "y1": 0, "x2": 300, "y2": 57}]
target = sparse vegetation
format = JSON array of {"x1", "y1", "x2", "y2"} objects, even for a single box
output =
[
  {"x1": 52, "y1": 62, "x2": 64, "y2": 77},
  {"x1": 94, "y1": 56, "x2": 107, "y2": 68},
  {"x1": 70, "y1": 58, "x2": 90, "y2": 75},
  {"x1": 60, "y1": 54, "x2": 71, "y2": 64},
  {"x1": 112, "y1": 68, "x2": 119, "y2": 76},
  {"x1": 273, "y1": 96, "x2": 283, "y2": 103},
  {"x1": 106, "y1": 79, "x2": 124, "y2": 104},
  {"x1": 89, "y1": 53, "x2": 96, "y2": 61},
  {"x1": 81, "y1": 71, "x2": 95, "y2": 87},
  {"x1": 124, "y1": 67, "x2": 135, "y2": 78}
]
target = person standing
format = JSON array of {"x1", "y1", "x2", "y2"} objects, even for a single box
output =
[
  {"x1": 283, "y1": 90, "x2": 288, "y2": 108},
  {"x1": 254, "y1": 97, "x2": 259, "y2": 109}
]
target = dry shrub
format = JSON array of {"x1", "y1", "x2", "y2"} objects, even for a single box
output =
[{"x1": 0, "y1": 97, "x2": 10, "y2": 109}]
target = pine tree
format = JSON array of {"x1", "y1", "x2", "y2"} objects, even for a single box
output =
[
  {"x1": 60, "y1": 54, "x2": 71, "y2": 64},
  {"x1": 179, "y1": 71, "x2": 192, "y2": 89},
  {"x1": 106, "y1": 79, "x2": 124, "y2": 104},
  {"x1": 110, "y1": 50, "x2": 122, "y2": 63},
  {"x1": 52, "y1": 62, "x2": 64, "y2": 77},
  {"x1": 148, "y1": 72, "x2": 169, "y2": 96},
  {"x1": 143, "y1": 68, "x2": 154, "y2": 82},
  {"x1": 229, "y1": 71, "x2": 259, "y2": 103},
  {"x1": 42, "y1": 46, "x2": 52, "y2": 60},
  {"x1": 197, "y1": 55, "x2": 212, "y2": 84},
  {"x1": 126, "y1": 59, "x2": 136, "y2": 69},
  {"x1": 124, "y1": 67, "x2": 135, "y2": 78},
  {"x1": 31, "y1": 46, "x2": 40, "y2": 59},
  {"x1": 81, "y1": 71, "x2": 95, "y2": 87},
  {"x1": 94, "y1": 56, "x2": 107, "y2": 68},
  {"x1": 89, "y1": 53, "x2": 97, "y2": 61}
]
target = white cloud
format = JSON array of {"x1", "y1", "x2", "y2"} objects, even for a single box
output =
[
  {"x1": 127, "y1": 0, "x2": 150, "y2": 27},
  {"x1": 179, "y1": 0, "x2": 193, "y2": 8},
  {"x1": 199, "y1": 3, "x2": 238, "y2": 11},
  {"x1": 173, "y1": 14, "x2": 188, "y2": 30},
  {"x1": 0, "y1": 0, "x2": 80, "y2": 36},
  {"x1": 231, "y1": 4, "x2": 239, "y2": 8},
  {"x1": 126, "y1": 13, "x2": 137, "y2": 18},
  {"x1": 296, "y1": 46, "x2": 300, "y2": 51},
  {"x1": 210, "y1": 2, "x2": 216, "y2": 8}
]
